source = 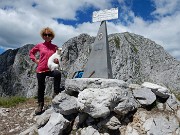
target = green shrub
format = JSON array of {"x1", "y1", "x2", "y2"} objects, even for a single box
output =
[
  {"x1": 132, "y1": 44, "x2": 138, "y2": 54},
  {"x1": 0, "y1": 96, "x2": 27, "y2": 108}
]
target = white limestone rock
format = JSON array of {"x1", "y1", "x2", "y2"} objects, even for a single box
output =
[
  {"x1": 35, "y1": 108, "x2": 54, "y2": 128},
  {"x1": 132, "y1": 87, "x2": 156, "y2": 105},
  {"x1": 77, "y1": 86, "x2": 129, "y2": 118},
  {"x1": 38, "y1": 112, "x2": 70, "y2": 135},
  {"x1": 166, "y1": 93, "x2": 179, "y2": 111},
  {"x1": 97, "y1": 115, "x2": 121, "y2": 130},
  {"x1": 142, "y1": 82, "x2": 168, "y2": 92},
  {"x1": 65, "y1": 78, "x2": 128, "y2": 95},
  {"x1": 142, "y1": 82, "x2": 169, "y2": 98},
  {"x1": 125, "y1": 125, "x2": 139, "y2": 135},
  {"x1": 80, "y1": 126, "x2": 100, "y2": 135},
  {"x1": 52, "y1": 92, "x2": 79, "y2": 115},
  {"x1": 143, "y1": 115, "x2": 179, "y2": 135}
]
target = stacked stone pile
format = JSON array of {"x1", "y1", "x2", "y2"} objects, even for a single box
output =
[{"x1": 20, "y1": 78, "x2": 180, "y2": 135}]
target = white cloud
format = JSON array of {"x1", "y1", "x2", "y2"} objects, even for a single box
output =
[
  {"x1": 130, "y1": 14, "x2": 180, "y2": 59},
  {"x1": 152, "y1": 0, "x2": 180, "y2": 17},
  {"x1": 0, "y1": 0, "x2": 180, "y2": 60},
  {"x1": 0, "y1": 0, "x2": 113, "y2": 48}
]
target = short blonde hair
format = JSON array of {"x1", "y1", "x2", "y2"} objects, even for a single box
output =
[{"x1": 40, "y1": 27, "x2": 55, "y2": 39}]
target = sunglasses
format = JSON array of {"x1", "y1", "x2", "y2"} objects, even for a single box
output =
[{"x1": 43, "y1": 33, "x2": 53, "y2": 37}]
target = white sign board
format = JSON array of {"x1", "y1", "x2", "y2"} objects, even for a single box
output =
[{"x1": 92, "y1": 8, "x2": 118, "y2": 22}]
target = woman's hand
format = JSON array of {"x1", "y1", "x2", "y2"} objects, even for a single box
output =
[
  {"x1": 35, "y1": 59, "x2": 39, "y2": 64},
  {"x1": 54, "y1": 58, "x2": 59, "y2": 64}
]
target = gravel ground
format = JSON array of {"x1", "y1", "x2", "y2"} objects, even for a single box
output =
[{"x1": 0, "y1": 98, "x2": 51, "y2": 135}]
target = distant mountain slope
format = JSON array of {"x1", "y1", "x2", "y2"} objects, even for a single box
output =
[
  {"x1": 110, "y1": 32, "x2": 180, "y2": 92},
  {"x1": 61, "y1": 32, "x2": 180, "y2": 94},
  {"x1": 0, "y1": 32, "x2": 179, "y2": 97}
]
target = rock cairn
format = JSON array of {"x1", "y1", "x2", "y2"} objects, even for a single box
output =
[{"x1": 20, "y1": 78, "x2": 180, "y2": 135}]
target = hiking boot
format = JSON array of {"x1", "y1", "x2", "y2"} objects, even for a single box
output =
[{"x1": 35, "y1": 102, "x2": 44, "y2": 115}]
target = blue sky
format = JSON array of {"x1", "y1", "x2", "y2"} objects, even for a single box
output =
[{"x1": 0, "y1": 0, "x2": 180, "y2": 60}]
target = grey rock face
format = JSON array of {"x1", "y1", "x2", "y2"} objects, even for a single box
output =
[
  {"x1": 0, "y1": 44, "x2": 36, "y2": 96},
  {"x1": 0, "y1": 48, "x2": 18, "y2": 74},
  {"x1": 61, "y1": 33, "x2": 95, "y2": 79},
  {"x1": 61, "y1": 32, "x2": 180, "y2": 94},
  {"x1": 109, "y1": 33, "x2": 180, "y2": 93},
  {"x1": 0, "y1": 32, "x2": 180, "y2": 97}
]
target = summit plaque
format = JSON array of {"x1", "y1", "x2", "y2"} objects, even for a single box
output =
[{"x1": 92, "y1": 8, "x2": 118, "y2": 22}]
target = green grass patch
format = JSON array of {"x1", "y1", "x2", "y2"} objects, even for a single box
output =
[
  {"x1": 0, "y1": 96, "x2": 27, "y2": 108},
  {"x1": 175, "y1": 93, "x2": 180, "y2": 101}
]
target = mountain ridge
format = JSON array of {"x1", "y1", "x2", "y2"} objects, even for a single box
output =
[{"x1": 0, "y1": 32, "x2": 180, "y2": 97}]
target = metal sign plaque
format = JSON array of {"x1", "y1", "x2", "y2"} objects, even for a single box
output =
[
  {"x1": 94, "y1": 43, "x2": 103, "y2": 51},
  {"x1": 92, "y1": 8, "x2": 118, "y2": 22}
]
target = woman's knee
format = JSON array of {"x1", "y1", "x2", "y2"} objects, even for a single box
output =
[{"x1": 53, "y1": 70, "x2": 61, "y2": 78}]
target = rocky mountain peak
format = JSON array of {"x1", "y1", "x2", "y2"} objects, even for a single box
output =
[
  {"x1": 0, "y1": 32, "x2": 180, "y2": 97},
  {"x1": 0, "y1": 33, "x2": 180, "y2": 135}
]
